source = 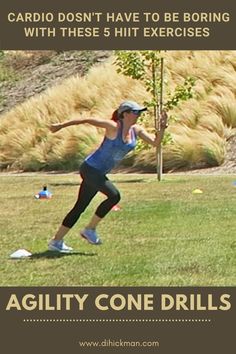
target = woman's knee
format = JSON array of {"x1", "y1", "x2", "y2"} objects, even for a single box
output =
[{"x1": 110, "y1": 189, "x2": 121, "y2": 205}]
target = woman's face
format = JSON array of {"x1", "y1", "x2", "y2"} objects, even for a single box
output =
[{"x1": 123, "y1": 110, "x2": 141, "y2": 124}]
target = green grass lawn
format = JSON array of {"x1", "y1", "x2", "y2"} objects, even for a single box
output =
[{"x1": 0, "y1": 173, "x2": 235, "y2": 286}]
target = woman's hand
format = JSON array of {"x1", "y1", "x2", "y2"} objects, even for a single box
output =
[
  {"x1": 160, "y1": 111, "x2": 168, "y2": 130},
  {"x1": 49, "y1": 123, "x2": 63, "y2": 133}
]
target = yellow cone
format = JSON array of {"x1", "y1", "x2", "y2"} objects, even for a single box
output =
[{"x1": 192, "y1": 189, "x2": 203, "y2": 194}]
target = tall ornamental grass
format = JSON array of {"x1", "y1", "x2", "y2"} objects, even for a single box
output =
[{"x1": 1, "y1": 51, "x2": 236, "y2": 171}]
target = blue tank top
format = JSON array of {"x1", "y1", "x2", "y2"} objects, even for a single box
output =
[{"x1": 85, "y1": 121, "x2": 137, "y2": 174}]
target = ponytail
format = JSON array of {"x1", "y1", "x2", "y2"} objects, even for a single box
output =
[{"x1": 111, "y1": 109, "x2": 119, "y2": 122}]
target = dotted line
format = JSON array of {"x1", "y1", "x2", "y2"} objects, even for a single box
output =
[{"x1": 23, "y1": 318, "x2": 211, "y2": 323}]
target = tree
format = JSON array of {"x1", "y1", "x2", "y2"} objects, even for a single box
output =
[{"x1": 115, "y1": 50, "x2": 195, "y2": 180}]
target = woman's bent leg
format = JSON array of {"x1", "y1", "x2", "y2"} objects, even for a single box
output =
[
  {"x1": 62, "y1": 180, "x2": 98, "y2": 228},
  {"x1": 95, "y1": 179, "x2": 121, "y2": 218}
]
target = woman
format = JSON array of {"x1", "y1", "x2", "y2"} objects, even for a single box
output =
[{"x1": 48, "y1": 100, "x2": 168, "y2": 252}]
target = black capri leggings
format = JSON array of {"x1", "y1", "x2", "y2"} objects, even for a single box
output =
[{"x1": 62, "y1": 162, "x2": 121, "y2": 228}]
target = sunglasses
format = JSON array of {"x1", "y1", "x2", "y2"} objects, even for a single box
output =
[{"x1": 130, "y1": 110, "x2": 141, "y2": 116}]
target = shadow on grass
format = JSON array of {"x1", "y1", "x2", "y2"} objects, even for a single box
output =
[
  {"x1": 51, "y1": 178, "x2": 147, "y2": 186},
  {"x1": 29, "y1": 250, "x2": 97, "y2": 259},
  {"x1": 50, "y1": 182, "x2": 80, "y2": 187},
  {"x1": 112, "y1": 178, "x2": 147, "y2": 184}
]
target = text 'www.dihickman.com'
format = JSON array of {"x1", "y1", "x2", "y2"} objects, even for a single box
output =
[{"x1": 79, "y1": 339, "x2": 160, "y2": 348}]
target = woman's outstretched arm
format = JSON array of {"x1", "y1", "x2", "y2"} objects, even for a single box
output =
[{"x1": 49, "y1": 117, "x2": 116, "y2": 133}]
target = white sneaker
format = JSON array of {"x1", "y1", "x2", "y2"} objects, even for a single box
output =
[{"x1": 48, "y1": 239, "x2": 73, "y2": 253}]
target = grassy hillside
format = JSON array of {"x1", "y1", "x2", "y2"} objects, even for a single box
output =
[{"x1": 0, "y1": 50, "x2": 236, "y2": 172}]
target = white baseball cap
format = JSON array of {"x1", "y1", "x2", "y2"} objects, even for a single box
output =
[{"x1": 118, "y1": 101, "x2": 147, "y2": 115}]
